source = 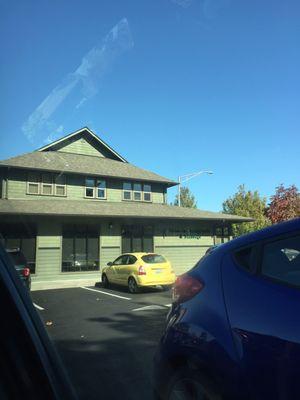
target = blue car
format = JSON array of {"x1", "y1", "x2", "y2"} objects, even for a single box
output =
[{"x1": 154, "y1": 218, "x2": 300, "y2": 400}]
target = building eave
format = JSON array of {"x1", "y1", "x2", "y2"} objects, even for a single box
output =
[{"x1": 0, "y1": 199, "x2": 253, "y2": 223}]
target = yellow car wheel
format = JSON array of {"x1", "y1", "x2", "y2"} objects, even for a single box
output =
[{"x1": 102, "y1": 273, "x2": 109, "y2": 288}]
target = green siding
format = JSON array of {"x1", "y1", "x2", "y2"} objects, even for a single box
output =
[
  {"x1": 57, "y1": 137, "x2": 105, "y2": 157},
  {"x1": 155, "y1": 246, "x2": 209, "y2": 276},
  {"x1": 36, "y1": 221, "x2": 61, "y2": 279},
  {"x1": 7, "y1": 170, "x2": 27, "y2": 199},
  {"x1": 151, "y1": 183, "x2": 164, "y2": 204},
  {"x1": 100, "y1": 222, "x2": 121, "y2": 270},
  {"x1": 36, "y1": 248, "x2": 61, "y2": 279},
  {"x1": 7, "y1": 170, "x2": 166, "y2": 204},
  {"x1": 154, "y1": 222, "x2": 215, "y2": 275},
  {"x1": 100, "y1": 247, "x2": 121, "y2": 270}
]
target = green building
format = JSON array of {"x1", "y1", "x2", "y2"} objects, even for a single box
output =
[{"x1": 0, "y1": 127, "x2": 250, "y2": 288}]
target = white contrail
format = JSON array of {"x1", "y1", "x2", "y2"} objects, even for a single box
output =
[{"x1": 22, "y1": 18, "x2": 133, "y2": 142}]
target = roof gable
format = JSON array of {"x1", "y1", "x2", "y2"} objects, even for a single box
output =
[{"x1": 37, "y1": 127, "x2": 127, "y2": 162}]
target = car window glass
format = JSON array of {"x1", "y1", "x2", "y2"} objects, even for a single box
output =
[
  {"x1": 261, "y1": 235, "x2": 300, "y2": 286},
  {"x1": 234, "y1": 247, "x2": 253, "y2": 271},
  {"x1": 127, "y1": 255, "x2": 137, "y2": 265},
  {"x1": 114, "y1": 255, "x2": 128, "y2": 265},
  {"x1": 113, "y1": 256, "x2": 124, "y2": 265},
  {"x1": 141, "y1": 254, "x2": 166, "y2": 264}
]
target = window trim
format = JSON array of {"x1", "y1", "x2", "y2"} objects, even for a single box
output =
[
  {"x1": 84, "y1": 177, "x2": 107, "y2": 200},
  {"x1": 54, "y1": 175, "x2": 67, "y2": 197},
  {"x1": 122, "y1": 182, "x2": 153, "y2": 203},
  {"x1": 27, "y1": 173, "x2": 40, "y2": 195},
  {"x1": 123, "y1": 182, "x2": 133, "y2": 201},
  {"x1": 143, "y1": 184, "x2": 152, "y2": 202},
  {"x1": 41, "y1": 174, "x2": 53, "y2": 196},
  {"x1": 96, "y1": 179, "x2": 107, "y2": 200},
  {"x1": 27, "y1": 172, "x2": 67, "y2": 197},
  {"x1": 133, "y1": 183, "x2": 142, "y2": 202}
]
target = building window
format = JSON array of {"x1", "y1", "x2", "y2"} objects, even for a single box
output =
[
  {"x1": 97, "y1": 180, "x2": 106, "y2": 199},
  {"x1": 123, "y1": 182, "x2": 152, "y2": 202},
  {"x1": 41, "y1": 173, "x2": 53, "y2": 195},
  {"x1": 62, "y1": 225, "x2": 99, "y2": 272},
  {"x1": 122, "y1": 225, "x2": 153, "y2": 253},
  {"x1": 133, "y1": 183, "x2": 142, "y2": 201},
  {"x1": 85, "y1": 178, "x2": 106, "y2": 199},
  {"x1": 27, "y1": 173, "x2": 40, "y2": 195},
  {"x1": 0, "y1": 223, "x2": 36, "y2": 273},
  {"x1": 123, "y1": 182, "x2": 132, "y2": 200},
  {"x1": 85, "y1": 178, "x2": 95, "y2": 197},
  {"x1": 143, "y1": 184, "x2": 152, "y2": 202},
  {"x1": 27, "y1": 172, "x2": 67, "y2": 197},
  {"x1": 55, "y1": 174, "x2": 66, "y2": 196}
]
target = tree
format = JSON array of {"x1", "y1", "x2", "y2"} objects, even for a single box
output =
[
  {"x1": 173, "y1": 186, "x2": 197, "y2": 208},
  {"x1": 267, "y1": 184, "x2": 300, "y2": 224},
  {"x1": 222, "y1": 184, "x2": 270, "y2": 237}
]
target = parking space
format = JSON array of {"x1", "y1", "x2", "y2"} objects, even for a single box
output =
[{"x1": 32, "y1": 285, "x2": 172, "y2": 400}]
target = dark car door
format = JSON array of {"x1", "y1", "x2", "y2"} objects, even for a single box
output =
[
  {"x1": 0, "y1": 244, "x2": 76, "y2": 399},
  {"x1": 222, "y1": 232, "x2": 300, "y2": 400}
]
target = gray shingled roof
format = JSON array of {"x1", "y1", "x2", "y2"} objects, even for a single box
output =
[
  {"x1": 0, "y1": 199, "x2": 253, "y2": 222},
  {"x1": 0, "y1": 151, "x2": 176, "y2": 186}
]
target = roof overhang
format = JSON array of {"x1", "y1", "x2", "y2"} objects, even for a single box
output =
[{"x1": 0, "y1": 200, "x2": 254, "y2": 223}]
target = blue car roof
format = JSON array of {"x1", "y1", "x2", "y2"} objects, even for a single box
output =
[{"x1": 218, "y1": 218, "x2": 300, "y2": 253}]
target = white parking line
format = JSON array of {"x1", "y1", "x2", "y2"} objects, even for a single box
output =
[
  {"x1": 80, "y1": 286, "x2": 132, "y2": 300},
  {"x1": 33, "y1": 303, "x2": 45, "y2": 311},
  {"x1": 132, "y1": 305, "x2": 168, "y2": 312}
]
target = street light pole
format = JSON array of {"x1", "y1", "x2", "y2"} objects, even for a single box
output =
[
  {"x1": 178, "y1": 175, "x2": 181, "y2": 207},
  {"x1": 177, "y1": 170, "x2": 213, "y2": 207}
]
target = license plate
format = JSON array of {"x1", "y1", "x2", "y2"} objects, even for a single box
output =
[{"x1": 155, "y1": 269, "x2": 162, "y2": 274}]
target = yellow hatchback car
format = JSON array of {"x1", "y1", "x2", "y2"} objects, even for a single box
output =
[{"x1": 101, "y1": 253, "x2": 176, "y2": 293}]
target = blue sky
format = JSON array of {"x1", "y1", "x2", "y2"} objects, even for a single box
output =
[{"x1": 1, "y1": 0, "x2": 299, "y2": 211}]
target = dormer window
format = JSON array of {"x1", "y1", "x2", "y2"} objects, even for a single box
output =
[
  {"x1": 27, "y1": 172, "x2": 66, "y2": 196},
  {"x1": 123, "y1": 182, "x2": 152, "y2": 202},
  {"x1": 123, "y1": 182, "x2": 132, "y2": 200},
  {"x1": 143, "y1": 184, "x2": 151, "y2": 202},
  {"x1": 41, "y1": 173, "x2": 53, "y2": 195},
  {"x1": 27, "y1": 173, "x2": 40, "y2": 194},
  {"x1": 133, "y1": 183, "x2": 142, "y2": 201},
  {"x1": 85, "y1": 178, "x2": 106, "y2": 199}
]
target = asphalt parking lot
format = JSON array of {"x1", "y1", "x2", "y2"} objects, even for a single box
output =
[{"x1": 32, "y1": 284, "x2": 172, "y2": 400}]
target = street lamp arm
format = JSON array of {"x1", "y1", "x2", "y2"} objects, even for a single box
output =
[
  {"x1": 177, "y1": 170, "x2": 213, "y2": 207},
  {"x1": 180, "y1": 170, "x2": 213, "y2": 183}
]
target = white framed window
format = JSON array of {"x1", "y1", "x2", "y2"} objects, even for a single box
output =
[
  {"x1": 55, "y1": 174, "x2": 67, "y2": 196},
  {"x1": 123, "y1": 182, "x2": 132, "y2": 200},
  {"x1": 85, "y1": 178, "x2": 95, "y2": 197},
  {"x1": 123, "y1": 182, "x2": 152, "y2": 202},
  {"x1": 96, "y1": 180, "x2": 106, "y2": 199},
  {"x1": 41, "y1": 173, "x2": 53, "y2": 195},
  {"x1": 143, "y1": 184, "x2": 152, "y2": 202},
  {"x1": 133, "y1": 183, "x2": 142, "y2": 201},
  {"x1": 27, "y1": 173, "x2": 40, "y2": 195},
  {"x1": 85, "y1": 178, "x2": 106, "y2": 199}
]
